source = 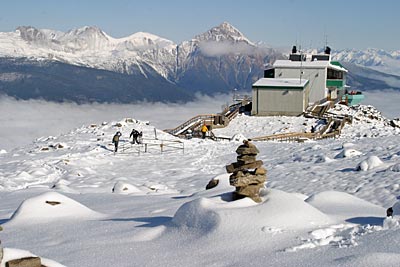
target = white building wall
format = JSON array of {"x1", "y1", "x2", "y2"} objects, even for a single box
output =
[
  {"x1": 252, "y1": 87, "x2": 305, "y2": 116},
  {"x1": 275, "y1": 67, "x2": 327, "y2": 104}
]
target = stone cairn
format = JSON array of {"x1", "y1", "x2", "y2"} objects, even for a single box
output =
[{"x1": 226, "y1": 140, "x2": 267, "y2": 203}]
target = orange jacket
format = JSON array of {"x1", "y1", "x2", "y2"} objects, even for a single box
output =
[{"x1": 201, "y1": 125, "x2": 208, "y2": 133}]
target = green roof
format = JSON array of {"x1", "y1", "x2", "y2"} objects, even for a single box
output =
[{"x1": 330, "y1": 61, "x2": 344, "y2": 68}]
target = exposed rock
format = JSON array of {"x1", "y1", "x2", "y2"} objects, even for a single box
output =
[
  {"x1": 255, "y1": 167, "x2": 267, "y2": 175},
  {"x1": 236, "y1": 155, "x2": 257, "y2": 164},
  {"x1": 0, "y1": 247, "x2": 3, "y2": 265},
  {"x1": 236, "y1": 184, "x2": 263, "y2": 203},
  {"x1": 205, "y1": 179, "x2": 219, "y2": 190},
  {"x1": 230, "y1": 173, "x2": 266, "y2": 187},
  {"x1": 225, "y1": 160, "x2": 263, "y2": 173},
  {"x1": 235, "y1": 144, "x2": 259, "y2": 155},
  {"x1": 45, "y1": 201, "x2": 61, "y2": 206},
  {"x1": 390, "y1": 118, "x2": 400, "y2": 128},
  {"x1": 5, "y1": 257, "x2": 41, "y2": 267},
  {"x1": 115, "y1": 123, "x2": 123, "y2": 127}
]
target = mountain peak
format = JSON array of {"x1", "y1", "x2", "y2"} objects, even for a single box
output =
[
  {"x1": 195, "y1": 22, "x2": 253, "y2": 45},
  {"x1": 16, "y1": 26, "x2": 46, "y2": 42},
  {"x1": 64, "y1": 26, "x2": 107, "y2": 39}
]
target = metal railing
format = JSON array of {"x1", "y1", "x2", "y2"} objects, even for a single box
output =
[{"x1": 118, "y1": 138, "x2": 184, "y2": 154}]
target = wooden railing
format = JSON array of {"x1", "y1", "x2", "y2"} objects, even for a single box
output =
[
  {"x1": 251, "y1": 113, "x2": 352, "y2": 143},
  {"x1": 164, "y1": 99, "x2": 250, "y2": 137},
  {"x1": 164, "y1": 114, "x2": 216, "y2": 136}
]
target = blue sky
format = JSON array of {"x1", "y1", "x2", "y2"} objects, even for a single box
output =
[{"x1": 0, "y1": 0, "x2": 398, "y2": 50}]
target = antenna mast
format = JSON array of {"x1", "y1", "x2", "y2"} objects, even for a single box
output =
[{"x1": 299, "y1": 45, "x2": 303, "y2": 83}]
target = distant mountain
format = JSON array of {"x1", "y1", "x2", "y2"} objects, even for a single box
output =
[
  {"x1": 0, "y1": 22, "x2": 398, "y2": 103},
  {"x1": 342, "y1": 62, "x2": 400, "y2": 92},
  {"x1": 0, "y1": 58, "x2": 192, "y2": 103},
  {"x1": 174, "y1": 22, "x2": 281, "y2": 94},
  {"x1": 333, "y1": 48, "x2": 400, "y2": 77}
]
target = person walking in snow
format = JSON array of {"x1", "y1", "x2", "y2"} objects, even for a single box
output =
[
  {"x1": 201, "y1": 123, "x2": 208, "y2": 139},
  {"x1": 130, "y1": 129, "x2": 141, "y2": 144},
  {"x1": 112, "y1": 131, "x2": 122, "y2": 152}
]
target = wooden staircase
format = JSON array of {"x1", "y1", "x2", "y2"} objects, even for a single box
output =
[{"x1": 164, "y1": 99, "x2": 251, "y2": 138}]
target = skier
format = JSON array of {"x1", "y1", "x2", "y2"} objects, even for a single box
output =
[{"x1": 112, "y1": 131, "x2": 122, "y2": 153}]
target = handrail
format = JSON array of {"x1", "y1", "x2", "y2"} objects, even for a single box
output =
[
  {"x1": 165, "y1": 114, "x2": 216, "y2": 135},
  {"x1": 251, "y1": 112, "x2": 350, "y2": 142},
  {"x1": 165, "y1": 98, "x2": 251, "y2": 137}
]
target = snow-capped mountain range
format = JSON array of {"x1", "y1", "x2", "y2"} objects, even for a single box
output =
[
  {"x1": 0, "y1": 22, "x2": 259, "y2": 81},
  {"x1": 0, "y1": 22, "x2": 399, "y2": 102}
]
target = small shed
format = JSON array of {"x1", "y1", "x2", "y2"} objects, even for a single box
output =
[{"x1": 251, "y1": 78, "x2": 310, "y2": 116}]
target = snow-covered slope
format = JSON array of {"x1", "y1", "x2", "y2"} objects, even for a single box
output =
[{"x1": 0, "y1": 104, "x2": 400, "y2": 266}]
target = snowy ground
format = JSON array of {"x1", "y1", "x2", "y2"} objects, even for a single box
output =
[{"x1": 0, "y1": 104, "x2": 400, "y2": 266}]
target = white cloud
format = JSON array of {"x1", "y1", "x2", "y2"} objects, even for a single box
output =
[
  {"x1": 0, "y1": 94, "x2": 233, "y2": 151},
  {"x1": 362, "y1": 90, "x2": 400, "y2": 119},
  {"x1": 198, "y1": 41, "x2": 257, "y2": 57}
]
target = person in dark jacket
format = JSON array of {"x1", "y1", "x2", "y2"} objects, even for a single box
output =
[
  {"x1": 130, "y1": 129, "x2": 141, "y2": 144},
  {"x1": 112, "y1": 131, "x2": 122, "y2": 152}
]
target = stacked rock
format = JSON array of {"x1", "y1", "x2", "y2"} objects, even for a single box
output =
[{"x1": 226, "y1": 140, "x2": 267, "y2": 203}]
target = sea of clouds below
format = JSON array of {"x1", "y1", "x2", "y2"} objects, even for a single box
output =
[
  {"x1": 0, "y1": 90, "x2": 398, "y2": 152},
  {"x1": 0, "y1": 93, "x2": 231, "y2": 151}
]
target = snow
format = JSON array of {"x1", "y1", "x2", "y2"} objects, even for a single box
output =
[
  {"x1": 1, "y1": 248, "x2": 65, "y2": 267},
  {"x1": 5, "y1": 192, "x2": 104, "y2": 226},
  {"x1": 0, "y1": 104, "x2": 400, "y2": 266},
  {"x1": 357, "y1": 155, "x2": 384, "y2": 171},
  {"x1": 253, "y1": 78, "x2": 308, "y2": 87}
]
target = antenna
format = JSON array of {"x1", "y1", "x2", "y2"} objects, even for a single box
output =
[
  {"x1": 299, "y1": 45, "x2": 303, "y2": 83},
  {"x1": 325, "y1": 34, "x2": 328, "y2": 49}
]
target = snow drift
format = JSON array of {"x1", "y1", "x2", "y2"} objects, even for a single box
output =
[
  {"x1": 5, "y1": 192, "x2": 103, "y2": 226},
  {"x1": 172, "y1": 189, "x2": 334, "y2": 234}
]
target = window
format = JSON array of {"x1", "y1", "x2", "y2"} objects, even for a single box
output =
[{"x1": 327, "y1": 68, "x2": 343, "y2": 79}]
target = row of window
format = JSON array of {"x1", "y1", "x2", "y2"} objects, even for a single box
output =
[
  {"x1": 327, "y1": 68, "x2": 343, "y2": 79},
  {"x1": 265, "y1": 68, "x2": 344, "y2": 80}
]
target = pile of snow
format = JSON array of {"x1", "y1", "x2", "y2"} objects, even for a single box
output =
[
  {"x1": 230, "y1": 133, "x2": 247, "y2": 142},
  {"x1": 51, "y1": 179, "x2": 79, "y2": 194},
  {"x1": 335, "y1": 148, "x2": 362, "y2": 158},
  {"x1": 172, "y1": 189, "x2": 333, "y2": 234},
  {"x1": 388, "y1": 163, "x2": 400, "y2": 172},
  {"x1": 357, "y1": 155, "x2": 384, "y2": 171},
  {"x1": 5, "y1": 192, "x2": 103, "y2": 226},
  {"x1": 331, "y1": 104, "x2": 388, "y2": 124},
  {"x1": 342, "y1": 142, "x2": 355, "y2": 149},
  {"x1": 112, "y1": 181, "x2": 142, "y2": 194},
  {"x1": 315, "y1": 154, "x2": 334, "y2": 163},
  {"x1": 305, "y1": 191, "x2": 385, "y2": 219},
  {"x1": 329, "y1": 104, "x2": 400, "y2": 138}
]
